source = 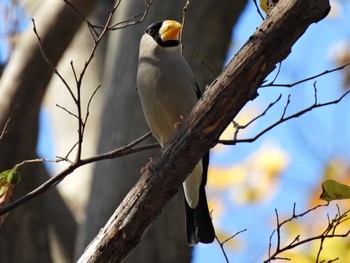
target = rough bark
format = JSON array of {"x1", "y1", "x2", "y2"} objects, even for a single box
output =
[
  {"x1": 77, "y1": 0, "x2": 330, "y2": 262},
  {"x1": 0, "y1": 1, "x2": 96, "y2": 262},
  {"x1": 76, "y1": 0, "x2": 246, "y2": 262}
]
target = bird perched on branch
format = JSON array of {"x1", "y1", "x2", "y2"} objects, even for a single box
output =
[{"x1": 137, "y1": 20, "x2": 215, "y2": 246}]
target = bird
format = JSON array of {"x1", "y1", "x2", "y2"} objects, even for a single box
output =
[{"x1": 137, "y1": 20, "x2": 215, "y2": 246}]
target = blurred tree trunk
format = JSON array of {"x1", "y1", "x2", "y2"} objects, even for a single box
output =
[
  {"x1": 77, "y1": 0, "x2": 246, "y2": 262},
  {"x1": 0, "y1": 1, "x2": 96, "y2": 262}
]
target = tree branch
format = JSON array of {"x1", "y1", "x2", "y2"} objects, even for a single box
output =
[
  {"x1": 263, "y1": 62, "x2": 350, "y2": 88},
  {"x1": 0, "y1": 131, "x2": 158, "y2": 215},
  {"x1": 220, "y1": 82, "x2": 350, "y2": 145},
  {"x1": 77, "y1": 0, "x2": 331, "y2": 262},
  {"x1": 265, "y1": 204, "x2": 350, "y2": 262},
  {"x1": 216, "y1": 229, "x2": 247, "y2": 263}
]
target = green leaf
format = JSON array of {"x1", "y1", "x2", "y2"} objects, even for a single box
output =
[
  {"x1": 320, "y1": 179, "x2": 350, "y2": 201},
  {"x1": 0, "y1": 170, "x2": 21, "y2": 185},
  {"x1": 7, "y1": 170, "x2": 20, "y2": 185}
]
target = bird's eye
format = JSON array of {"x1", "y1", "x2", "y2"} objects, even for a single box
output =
[{"x1": 147, "y1": 28, "x2": 156, "y2": 36}]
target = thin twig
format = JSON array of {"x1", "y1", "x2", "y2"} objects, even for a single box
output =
[
  {"x1": 268, "y1": 62, "x2": 282, "y2": 85},
  {"x1": 263, "y1": 62, "x2": 350, "y2": 88},
  {"x1": 264, "y1": 204, "x2": 350, "y2": 263},
  {"x1": 70, "y1": 61, "x2": 78, "y2": 85},
  {"x1": 65, "y1": 141, "x2": 79, "y2": 160},
  {"x1": 109, "y1": 0, "x2": 153, "y2": 30},
  {"x1": 280, "y1": 94, "x2": 291, "y2": 120},
  {"x1": 0, "y1": 117, "x2": 11, "y2": 140},
  {"x1": 194, "y1": 53, "x2": 217, "y2": 77},
  {"x1": 225, "y1": 94, "x2": 282, "y2": 142},
  {"x1": 275, "y1": 209, "x2": 281, "y2": 251},
  {"x1": 82, "y1": 85, "x2": 101, "y2": 135},
  {"x1": 12, "y1": 158, "x2": 68, "y2": 171},
  {"x1": 220, "y1": 63, "x2": 350, "y2": 145},
  {"x1": 0, "y1": 131, "x2": 158, "y2": 215},
  {"x1": 181, "y1": 0, "x2": 190, "y2": 53},
  {"x1": 63, "y1": 0, "x2": 100, "y2": 38},
  {"x1": 215, "y1": 229, "x2": 247, "y2": 263},
  {"x1": 32, "y1": 19, "x2": 77, "y2": 102},
  {"x1": 245, "y1": 94, "x2": 282, "y2": 130},
  {"x1": 56, "y1": 104, "x2": 79, "y2": 119},
  {"x1": 219, "y1": 88, "x2": 350, "y2": 145}
]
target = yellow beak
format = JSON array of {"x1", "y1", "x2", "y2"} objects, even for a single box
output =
[{"x1": 159, "y1": 20, "x2": 182, "y2": 42}]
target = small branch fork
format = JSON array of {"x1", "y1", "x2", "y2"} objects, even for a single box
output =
[
  {"x1": 215, "y1": 229, "x2": 247, "y2": 263},
  {"x1": 219, "y1": 63, "x2": 350, "y2": 146},
  {"x1": 64, "y1": 0, "x2": 153, "y2": 38},
  {"x1": 265, "y1": 203, "x2": 350, "y2": 262}
]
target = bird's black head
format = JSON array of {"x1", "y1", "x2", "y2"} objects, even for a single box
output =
[{"x1": 145, "y1": 20, "x2": 182, "y2": 47}]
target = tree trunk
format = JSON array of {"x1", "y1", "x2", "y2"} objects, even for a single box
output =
[{"x1": 76, "y1": 0, "x2": 246, "y2": 262}]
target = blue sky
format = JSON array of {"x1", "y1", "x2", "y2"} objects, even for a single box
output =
[{"x1": 194, "y1": 0, "x2": 350, "y2": 262}]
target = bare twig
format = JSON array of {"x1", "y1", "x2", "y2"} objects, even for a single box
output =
[
  {"x1": 219, "y1": 86, "x2": 350, "y2": 145},
  {"x1": 194, "y1": 53, "x2": 217, "y2": 77},
  {"x1": 56, "y1": 104, "x2": 79, "y2": 119},
  {"x1": 181, "y1": 0, "x2": 190, "y2": 53},
  {"x1": 262, "y1": 62, "x2": 350, "y2": 88},
  {"x1": 0, "y1": 117, "x2": 11, "y2": 140},
  {"x1": 63, "y1": 0, "x2": 89, "y2": 22},
  {"x1": 265, "y1": 203, "x2": 350, "y2": 263},
  {"x1": 82, "y1": 85, "x2": 101, "y2": 135},
  {"x1": 70, "y1": 61, "x2": 78, "y2": 85},
  {"x1": 269, "y1": 62, "x2": 282, "y2": 85},
  {"x1": 0, "y1": 131, "x2": 158, "y2": 215},
  {"x1": 231, "y1": 94, "x2": 283, "y2": 141},
  {"x1": 32, "y1": 19, "x2": 77, "y2": 103},
  {"x1": 63, "y1": 0, "x2": 103, "y2": 38},
  {"x1": 215, "y1": 229, "x2": 247, "y2": 263},
  {"x1": 218, "y1": 62, "x2": 350, "y2": 145},
  {"x1": 280, "y1": 94, "x2": 291, "y2": 120},
  {"x1": 12, "y1": 158, "x2": 68, "y2": 171},
  {"x1": 109, "y1": 0, "x2": 153, "y2": 30},
  {"x1": 275, "y1": 209, "x2": 281, "y2": 252}
]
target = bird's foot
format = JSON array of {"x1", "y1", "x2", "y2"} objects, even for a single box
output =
[
  {"x1": 174, "y1": 115, "x2": 185, "y2": 129},
  {"x1": 140, "y1": 157, "x2": 154, "y2": 174}
]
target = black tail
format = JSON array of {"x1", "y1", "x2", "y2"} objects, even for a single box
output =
[
  {"x1": 184, "y1": 152, "x2": 215, "y2": 246},
  {"x1": 184, "y1": 186, "x2": 215, "y2": 245}
]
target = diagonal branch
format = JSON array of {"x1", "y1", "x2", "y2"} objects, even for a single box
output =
[{"x1": 77, "y1": 0, "x2": 331, "y2": 262}]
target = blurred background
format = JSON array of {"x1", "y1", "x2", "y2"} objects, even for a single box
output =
[{"x1": 0, "y1": 0, "x2": 350, "y2": 262}]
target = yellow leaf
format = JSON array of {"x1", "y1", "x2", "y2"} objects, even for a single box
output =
[{"x1": 260, "y1": 0, "x2": 269, "y2": 14}]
